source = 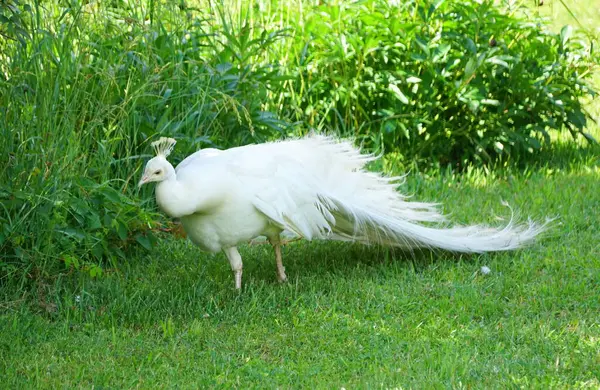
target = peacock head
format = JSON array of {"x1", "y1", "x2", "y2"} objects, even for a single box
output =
[{"x1": 138, "y1": 137, "x2": 177, "y2": 188}]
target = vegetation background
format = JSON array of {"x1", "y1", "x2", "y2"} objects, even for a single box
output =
[{"x1": 0, "y1": 0, "x2": 598, "y2": 387}]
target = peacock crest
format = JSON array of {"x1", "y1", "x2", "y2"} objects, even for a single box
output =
[{"x1": 151, "y1": 137, "x2": 177, "y2": 158}]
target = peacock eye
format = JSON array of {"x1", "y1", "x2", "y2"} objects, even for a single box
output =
[{"x1": 154, "y1": 170, "x2": 161, "y2": 175}]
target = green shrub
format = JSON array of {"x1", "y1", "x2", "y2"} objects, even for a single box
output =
[
  {"x1": 281, "y1": 0, "x2": 597, "y2": 166},
  {"x1": 0, "y1": 1, "x2": 288, "y2": 281}
]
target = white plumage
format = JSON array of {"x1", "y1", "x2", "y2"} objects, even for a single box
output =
[{"x1": 139, "y1": 135, "x2": 548, "y2": 289}]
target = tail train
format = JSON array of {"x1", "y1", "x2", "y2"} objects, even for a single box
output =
[{"x1": 266, "y1": 135, "x2": 552, "y2": 252}]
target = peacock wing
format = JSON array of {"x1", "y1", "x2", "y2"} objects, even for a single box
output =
[{"x1": 230, "y1": 153, "x2": 336, "y2": 241}]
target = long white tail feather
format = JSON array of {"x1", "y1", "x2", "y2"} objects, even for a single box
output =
[{"x1": 252, "y1": 134, "x2": 550, "y2": 252}]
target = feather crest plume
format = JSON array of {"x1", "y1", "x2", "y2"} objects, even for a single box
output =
[{"x1": 152, "y1": 137, "x2": 177, "y2": 158}]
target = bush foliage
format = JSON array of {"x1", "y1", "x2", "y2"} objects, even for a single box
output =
[
  {"x1": 0, "y1": 1, "x2": 288, "y2": 279},
  {"x1": 0, "y1": 0, "x2": 597, "y2": 280},
  {"x1": 281, "y1": 0, "x2": 597, "y2": 166}
]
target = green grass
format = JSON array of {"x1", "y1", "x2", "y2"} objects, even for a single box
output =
[
  {"x1": 2, "y1": 154, "x2": 599, "y2": 388},
  {"x1": 2, "y1": 0, "x2": 600, "y2": 387}
]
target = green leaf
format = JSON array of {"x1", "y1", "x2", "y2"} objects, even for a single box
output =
[
  {"x1": 136, "y1": 234, "x2": 152, "y2": 251},
  {"x1": 486, "y1": 57, "x2": 509, "y2": 68},
  {"x1": 410, "y1": 53, "x2": 427, "y2": 62},
  {"x1": 567, "y1": 110, "x2": 587, "y2": 129},
  {"x1": 464, "y1": 57, "x2": 478, "y2": 79},
  {"x1": 115, "y1": 220, "x2": 128, "y2": 241},
  {"x1": 398, "y1": 122, "x2": 410, "y2": 139},
  {"x1": 467, "y1": 100, "x2": 480, "y2": 113},
  {"x1": 432, "y1": 44, "x2": 451, "y2": 62},
  {"x1": 481, "y1": 99, "x2": 500, "y2": 106},
  {"x1": 86, "y1": 213, "x2": 102, "y2": 231},
  {"x1": 389, "y1": 84, "x2": 409, "y2": 104},
  {"x1": 216, "y1": 62, "x2": 233, "y2": 73},
  {"x1": 60, "y1": 228, "x2": 86, "y2": 241},
  {"x1": 431, "y1": 0, "x2": 446, "y2": 13},
  {"x1": 162, "y1": 88, "x2": 172, "y2": 101},
  {"x1": 98, "y1": 186, "x2": 121, "y2": 204},
  {"x1": 464, "y1": 38, "x2": 477, "y2": 55},
  {"x1": 560, "y1": 25, "x2": 573, "y2": 47},
  {"x1": 414, "y1": 36, "x2": 430, "y2": 57},
  {"x1": 89, "y1": 264, "x2": 103, "y2": 278},
  {"x1": 91, "y1": 243, "x2": 105, "y2": 260},
  {"x1": 406, "y1": 76, "x2": 422, "y2": 83},
  {"x1": 382, "y1": 120, "x2": 396, "y2": 134},
  {"x1": 154, "y1": 34, "x2": 169, "y2": 50},
  {"x1": 528, "y1": 137, "x2": 542, "y2": 150},
  {"x1": 64, "y1": 255, "x2": 80, "y2": 269}
]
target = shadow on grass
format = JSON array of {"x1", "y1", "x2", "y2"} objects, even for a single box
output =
[{"x1": 511, "y1": 139, "x2": 599, "y2": 171}]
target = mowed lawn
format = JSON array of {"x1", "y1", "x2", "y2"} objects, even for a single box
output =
[
  {"x1": 2, "y1": 0, "x2": 600, "y2": 388},
  {"x1": 1, "y1": 149, "x2": 598, "y2": 388}
]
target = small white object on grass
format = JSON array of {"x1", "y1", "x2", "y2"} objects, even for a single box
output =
[{"x1": 481, "y1": 266, "x2": 491, "y2": 275}]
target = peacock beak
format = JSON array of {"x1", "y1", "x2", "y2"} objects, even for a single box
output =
[{"x1": 138, "y1": 175, "x2": 149, "y2": 188}]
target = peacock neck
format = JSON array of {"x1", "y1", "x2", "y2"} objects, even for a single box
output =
[{"x1": 155, "y1": 170, "x2": 188, "y2": 218}]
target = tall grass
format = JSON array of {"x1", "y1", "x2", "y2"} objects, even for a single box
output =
[{"x1": 0, "y1": 0, "x2": 289, "y2": 281}]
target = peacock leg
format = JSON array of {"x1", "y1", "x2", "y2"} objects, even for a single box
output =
[
  {"x1": 268, "y1": 237, "x2": 287, "y2": 283},
  {"x1": 224, "y1": 247, "x2": 243, "y2": 289}
]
